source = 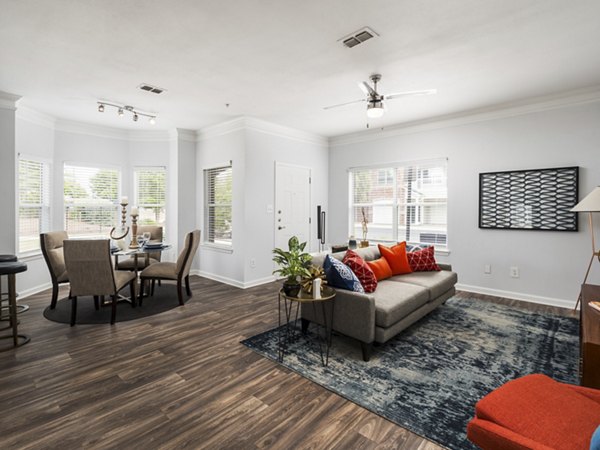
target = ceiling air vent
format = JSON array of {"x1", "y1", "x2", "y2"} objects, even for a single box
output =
[
  {"x1": 339, "y1": 27, "x2": 378, "y2": 48},
  {"x1": 138, "y1": 83, "x2": 166, "y2": 94}
]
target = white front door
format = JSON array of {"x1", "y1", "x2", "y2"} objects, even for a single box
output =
[{"x1": 275, "y1": 163, "x2": 311, "y2": 252}]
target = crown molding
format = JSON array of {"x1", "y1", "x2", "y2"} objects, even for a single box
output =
[
  {"x1": 0, "y1": 90, "x2": 21, "y2": 110},
  {"x1": 197, "y1": 116, "x2": 327, "y2": 147},
  {"x1": 329, "y1": 85, "x2": 600, "y2": 147},
  {"x1": 176, "y1": 128, "x2": 198, "y2": 143},
  {"x1": 244, "y1": 117, "x2": 328, "y2": 147},
  {"x1": 16, "y1": 106, "x2": 56, "y2": 129},
  {"x1": 197, "y1": 117, "x2": 247, "y2": 141},
  {"x1": 55, "y1": 119, "x2": 130, "y2": 140},
  {"x1": 127, "y1": 129, "x2": 174, "y2": 142}
]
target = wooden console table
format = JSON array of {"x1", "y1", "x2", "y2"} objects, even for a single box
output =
[{"x1": 581, "y1": 284, "x2": 600, "y2": 388}]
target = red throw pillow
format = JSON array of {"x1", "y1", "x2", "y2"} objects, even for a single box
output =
[
  {"x1": 367, "y1": 258, "x2": 393, "y2": 281},
  {"x1": 407, "y1": 246, "x2": 440, "y2": 272},
  {"x1": 343, "y1": 249, "x2": 378, "y2": 293},
  {"x1": 378, "y1": 242, "x2": 412, "y2": 275}
]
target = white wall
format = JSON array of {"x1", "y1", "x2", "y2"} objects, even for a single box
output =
[
  {"x1": 328, "y1": 101, "x2": 600, "y2": 307},
  {"x1": 0, "y1": 99, "x2": 18, "y2": 255},
  {"x1": 196, "y1": 118, "x2": 328, "y2": 288}
]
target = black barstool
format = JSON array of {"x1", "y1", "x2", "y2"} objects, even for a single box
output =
[
  {"x1": 0, "y1": 260, "x2": 30, "y2": 351},
  {"x1": 0, "y1": 255, "x2": 30, "y2": 325}
]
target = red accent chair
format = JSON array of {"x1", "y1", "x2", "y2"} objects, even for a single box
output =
[{"x1": 467, "y1": 374, "x2": 600, "y2": 450}]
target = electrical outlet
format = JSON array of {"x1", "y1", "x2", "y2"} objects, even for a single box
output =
[
  {"x1": 510, "y1": 266, "x2": 519, "y2": 278},
  {"x1": 250, "y1": 258, "x2": 256, "y2": 269},
  {"x1": 484, "y1": 264, "x2": 491, "y2": 274}
]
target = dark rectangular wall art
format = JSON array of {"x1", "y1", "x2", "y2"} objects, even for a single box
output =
[{"x1": 479, "y1": 166, "x2": 579, "y2": 231}]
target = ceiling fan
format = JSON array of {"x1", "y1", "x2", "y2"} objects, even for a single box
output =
[{"x1": 324, "y1": 74, "x2": 436, "y2": 119}]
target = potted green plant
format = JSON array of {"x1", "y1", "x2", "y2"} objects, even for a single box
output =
[{"x1": 272, "y1": 236, "x2": 312, "y2": 297}]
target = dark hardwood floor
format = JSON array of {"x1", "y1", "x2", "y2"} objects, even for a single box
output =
[{"x1": 0, "y1": 277, "x2": 574, "y2": 449}]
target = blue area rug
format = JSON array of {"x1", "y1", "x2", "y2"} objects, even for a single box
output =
[{"x1": 241, "y1": 297, "x2": 579, "y2": 449}]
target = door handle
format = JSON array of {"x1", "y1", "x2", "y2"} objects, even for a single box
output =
[{"x1": 278, "y1": 226, "x2": 286, "y2": 230}]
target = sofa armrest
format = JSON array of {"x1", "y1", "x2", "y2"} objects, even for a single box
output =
[
  {"x1": 467, "y1": 418, "x2": 555, "y2": 450},
  {"x1": 568, "y1": 384, "x2": 600, "y2": 404},
  {"x1": 438, "y1": 263, "x2": 452, "y2": 271},
  {"x1": 301, "y1": 289, "x2": 376, "y2": 344}
]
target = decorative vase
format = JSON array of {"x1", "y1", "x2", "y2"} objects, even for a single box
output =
[{"x1": 283, "y1": 282, "x2": 301, "y2": 297}]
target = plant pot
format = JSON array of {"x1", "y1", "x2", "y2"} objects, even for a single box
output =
[
  {"x1": 359, "y1": 240, "x2": 369, "y2": 248},
  {"x1": 283, "y1": 282, "x2": 302, "y2": 298}
]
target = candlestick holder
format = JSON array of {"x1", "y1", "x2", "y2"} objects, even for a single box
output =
[
  {"x1": 110, "y1": 201, "x2": 130, "y2": 240},
  {"x1": 129, "y1": 213, "x2": 140, "y2": 249}
]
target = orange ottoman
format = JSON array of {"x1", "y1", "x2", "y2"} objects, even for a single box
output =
[{"x1": 467, "y1": 374, "x2": 600, "y2": 450}]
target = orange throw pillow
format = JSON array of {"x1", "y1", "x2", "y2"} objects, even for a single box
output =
[
  {"x1": 367, "y1": 258, "x2": 393, "y2": 281},
  {"x1": 378, "y1": 242, "x2": 412, "y2": 275}
]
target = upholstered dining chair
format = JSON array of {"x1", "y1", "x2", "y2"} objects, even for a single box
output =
[
  {"x1": 40, "y1": 231, "x2": 69, "y2": 310},
  {"x1": 63, "y1": 239, "x2": 136, "y2": 326},
  {"x1": 115, "y1": 225, "x2": 164, "y2": 270},
  {"x1": 139, "y1": 230, "x2": 200, "y2": 306}
]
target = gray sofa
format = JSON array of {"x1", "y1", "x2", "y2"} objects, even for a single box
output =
[{"x1": 301, "y1": 246, "x2": 458, "y2": 361}]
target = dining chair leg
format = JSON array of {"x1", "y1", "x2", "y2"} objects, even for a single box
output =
[
  {"x1": 139, "y1": 278, "x2": 145, "y2": 307},
  {"x1": 70, "y1": 296, "x2": 77, "y2": 326},
  {"x1": 130, "y1": 280, "x2": 136, "y2": 308},
  {"x1": 111, "y1": 294, "x2": 117, "y2": 325},
  {"x1": 185, "y1": 275, "x2": 192, "y2": 296},
  {"x1": 50, "y1": 283, "x2": 59, "y2": 309},
  {"x1": 93, "y1": 296, "x2": 100, "y2": 310},
  {"x1": 151, "y1": 279, "x2": 155, "y2": 296},
  {"x1": 177, "y1": 281, "x2": 184, "y2": 306}
]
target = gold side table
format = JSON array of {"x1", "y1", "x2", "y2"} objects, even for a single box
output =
[{"x1": 278, "y1": 286, "x2": 336, "y2": 366}]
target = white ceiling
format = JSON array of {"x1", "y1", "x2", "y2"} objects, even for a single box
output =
[{"x1": 1, "y1": 0, "x2": 600, "y2": 137}]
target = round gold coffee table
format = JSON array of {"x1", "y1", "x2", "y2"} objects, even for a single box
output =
[{"x1": 278, "y1": 286, "x2": 336, "y2": 366}]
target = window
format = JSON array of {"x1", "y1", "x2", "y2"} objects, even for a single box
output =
[
  {"x1": 134, "y1": 167, "x2": 166, "y2": 229},
  {"x1": 18, "y1": 157, "x2": 51, "y2": 254},
  {"x1": 349, "y1": 158, "x2": 448, "y2": 248},
  {"x1": 204, "y1": 163, "x2": 233, "y2": 247},
  {"x1": 64, "y1": 164, "x2": 120, "y2": 238}
]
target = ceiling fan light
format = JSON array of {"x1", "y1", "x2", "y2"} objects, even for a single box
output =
[{"x1": 367, "y1": 101, "x2": 385, "y2": 118}]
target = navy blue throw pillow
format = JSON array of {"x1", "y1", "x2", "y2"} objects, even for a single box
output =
[{"x1": 323, "y1": 254, "x2": 364, "y2": 293}]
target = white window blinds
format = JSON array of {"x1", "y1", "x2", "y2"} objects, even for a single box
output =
[
  {"x1": 18, "y1": 157, "x2": 51, "y2": 254},
  {"x1": 204, "y1": 164, "x2": 233, "y2": 247},
  {"x1": 64, "y1": 164, "x2": 120, "y2": 238},
  {"x1": 134, "y1": 167, "x2": 166, "y2": 229},
  {"x1": 349, "y1": 159, "x2": 448, "y2": 247}
]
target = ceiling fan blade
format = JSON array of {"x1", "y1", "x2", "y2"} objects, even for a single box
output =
[
  {"x1": 384, "y1": 89, "x2": 437, "y2": 100},
  {"x1": 323, "y1": 98, "x2": 366, "y2": 110},
  {"x1": 358, "y1": 81, "x2": 376, "y2": 96}
]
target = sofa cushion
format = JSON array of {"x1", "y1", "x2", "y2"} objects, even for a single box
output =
[
  {"x1": 388, "y1": 270, "x2": 458, "y2": 301},
  {"x1": 367, "y1": 258, "x2": 393, "y2": 281},
  {"x1": 323, "y1": 254, "x2": 364, "y2": 293},
  {"x1": 343, "y1": 249, "x2": 377, "y2": 293},
  {"x1": 373, "y1": 281, "x2": 429, "y2": 328},
  {"x1": 378, "y1": 242, "x2": 412, "y2": 275},
  {"x1": 407, "y1": 246, "x2": 440, "y2": 272}
]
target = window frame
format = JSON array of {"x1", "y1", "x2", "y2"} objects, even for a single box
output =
[
  {"x1": 63, "y1": 162, "x2": 122, "y2": 239},
  {"x1": 348, "y1": 158, "x2": 448, "y2": 250},
  {"x1": 203, "y1": 162, "x2": 233, "y2": 251},
  {"x1": 17, "y1": 154, "x2": 52, "y2": 256},
  {"x1": 133, "y1": 166, "x2": 167, "y2": 234}
]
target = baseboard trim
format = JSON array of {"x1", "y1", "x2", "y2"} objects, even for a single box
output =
[
  {"x1": 18, "y1": 282, "x2": 52, "y2": 300},
  {"x1": 456, "y1": 283, "x2": 574, "y2": 310},
  {"x1": 192, "y1": 270, "x2": 275, "y2": 289}
]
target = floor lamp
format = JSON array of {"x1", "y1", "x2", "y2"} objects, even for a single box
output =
[{"x1": 571, "y1": 186, "x2": 600, "y2": 310}]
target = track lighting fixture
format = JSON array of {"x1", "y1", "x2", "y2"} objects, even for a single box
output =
[{"x1": 97, "y1": 102, "x2": 157, "y2": 124}]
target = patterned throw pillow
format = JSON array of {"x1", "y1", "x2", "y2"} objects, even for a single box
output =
[
  {"x1": 343, "y1": 249, "x2": 377, "y2": 293},
  {"x1": 323, "y1": 254, "x2": 364, "y2": 293},
  {"x1": 406, "y1": 243, "x2": 430, "y2": 253},
  {"x1": 378, "y1": 242, "x2": 412, "y2": 275},
  {"x1": 406, "y1": 246, "x2": 441, "y2": 272},
  {"x1": 367, "y1": 257, "x2": 393, "y2": 281}
]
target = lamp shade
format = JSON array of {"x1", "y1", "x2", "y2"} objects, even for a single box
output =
[{"x1": 571, "y1": 186, "x2": 600, "y2": 212}]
